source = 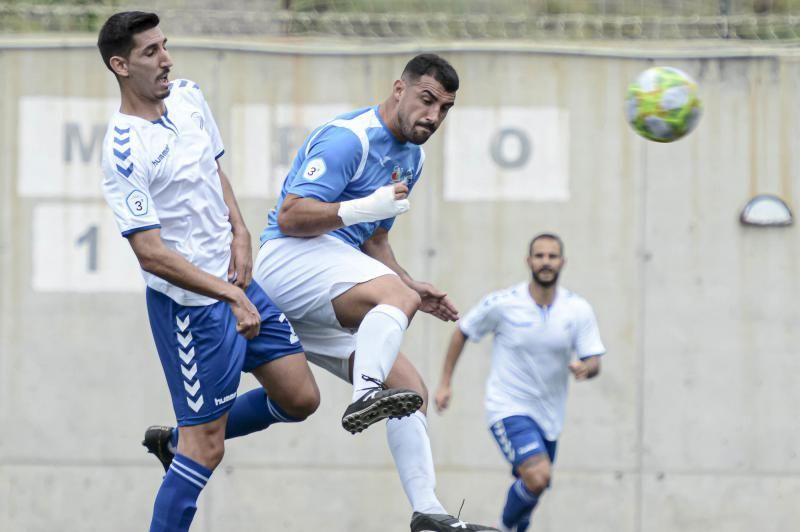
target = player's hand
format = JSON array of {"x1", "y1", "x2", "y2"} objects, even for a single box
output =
[
  {"x1": 410, "y1": 281, "x2": 460, "y2": 322},
  {"x1": 434, "y1": 384, "x2": 452, "y2": 413},
  {"x1": 229, "y1": 289, "x2": 261, "y2": 339},
  {"x1": 393, "y1": 182, "x2": 409, "y2": 200},
  {"x1": 569, "y1": 360, "x2": 590, "y2": 381},
  {"x1": 228, "y1": 232, "x2": 253, "y2": 289}
]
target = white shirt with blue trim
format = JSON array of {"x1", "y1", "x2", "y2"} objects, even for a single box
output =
[
  {"x1": 459, "y1": 283, "x2": 606, "y2": 440},
  {"x1": 101, "y1": 79, "x2": 231, "y2": 306}
]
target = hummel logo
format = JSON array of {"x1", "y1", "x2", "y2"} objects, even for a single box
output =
[
  {"x1": 518, "y1": 441, "x2": 540, "y2": 454},
  {"x1": 378, "y1": 154, "x2": 392, "y2": 167},
  {"x1": 151, "y1": 144, "x2": 170, "y2": 167},
  {"x1": 214, "y1": 392, "x2": 236, "y2": 406},
  {"x1": 450, "y1": 521, "x2": 467, "y2": 529}
]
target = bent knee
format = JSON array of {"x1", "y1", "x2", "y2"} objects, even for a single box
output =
[
  {"x1": 380, "y1": 278, "x2": 421, "y2": 316},
  {"x1": 281, "y1": 389, "x2": 321, "y2": 419},
  {"x1": 404, "y1": 288, "x2": 422, "y2": 313},
  {"x1": 193, "y1": 439, "x2": 225, "y2": 469},
  {"x1": 384, "y1": 285, "x2": 421, "y2": 318},
  {"x1": 521, "y1": 469, "x2": 551, "y2": 495}
]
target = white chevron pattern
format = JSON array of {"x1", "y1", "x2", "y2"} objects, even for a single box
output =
[
  {"x1": 177, "y1": 332, "x2": 192, "y2": 348},
  {"x1": 179, "y1": 347, "x2": 195, "y2": 364},
  {"x1": 187, "y1": 396, "x2": 204, "y2": 412},
  {"x1": 176, "y1": 315, "x2": 190, "y2": 331},
  {"x1": 184, "y1": 379, "x2": 201, "y2": 396},
  {"x1": 181, "y1": 362, "x2": 198, "y2": 381},
  {"x1": 175, "y1": 314, "x2": 203, "y2": 413}
]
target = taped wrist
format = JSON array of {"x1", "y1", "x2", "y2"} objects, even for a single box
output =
[{"x1": 337, "y1": 184, "x2": 410, "y2": 226}]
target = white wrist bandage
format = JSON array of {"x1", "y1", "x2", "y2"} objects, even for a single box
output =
[{"x1": 337, "y1": 184, "x2": 410, "y2": 226}]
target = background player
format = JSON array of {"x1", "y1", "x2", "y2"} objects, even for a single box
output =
[{"x1": 435, "y1": 233, "x2": 605, "y2": 532}]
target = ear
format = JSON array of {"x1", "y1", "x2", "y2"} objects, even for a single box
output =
[
  {"x1": 109, "y1": 55, "x2": 129, "y2": 78},
  {"x1": 393, "y1": 79, "x2": 405, "y2": 101}
]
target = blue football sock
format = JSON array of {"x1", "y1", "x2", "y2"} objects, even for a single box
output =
[
  {"x1": 149, "y1": 453, "x2": 212, "y2": 532},
  {"x1": 501, "y1": 478, "x2": 539, "y2": 530},
  {"x1": 225, "y1": 388, "x2": 303, "y2": 438},
  {"x1": 516, "y1": 514, "x2": 531, "y2": 532},
  {"x1": 170, "y1": 388, "x2": 303, "y2": 446}
]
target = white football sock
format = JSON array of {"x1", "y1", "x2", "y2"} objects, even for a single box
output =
[
  {"x1": 387, "y1": 412, "x2": 446, "y2": 515},
  {"x1": 351, "y1": 304, "x2": 408, "y2": 401}
]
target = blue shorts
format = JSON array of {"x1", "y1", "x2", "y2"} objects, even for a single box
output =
[
  {"x1": 490, "y1": 415, "x2": 558, "y2": 476},
  {"x1": 146, "y1": 281, "x2": 302, "y2": 426}
]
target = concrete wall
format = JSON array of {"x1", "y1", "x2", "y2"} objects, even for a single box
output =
[{"x1": 1, "y1": 36, "x2": 798, "y2": 531}]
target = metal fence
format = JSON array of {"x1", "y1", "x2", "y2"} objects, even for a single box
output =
[{"x1": 4, "y1": 0, "x2": 800, "y2": 39}]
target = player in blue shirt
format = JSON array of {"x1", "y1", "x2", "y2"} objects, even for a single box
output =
[{"x1": 254, "y1": 54, "x2": 498, "y2": 531}]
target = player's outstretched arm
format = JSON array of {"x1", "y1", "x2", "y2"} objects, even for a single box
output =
[
  {"x1": 361, "y1": 227, "x2": 459, "y2": 322},
  {"x1": 568, "y1": 355, "x2": 602, "y2": 381},
  {"x1": 217, "y1": 162, "x2": 252, "y2": 289},
  {"x1": 435, "y1": 328, "x2": 468, "y2": 413},
  {"x1": 128, "y1": 228, "x2": 261, "y2": 339},
  {"x1": 278, "y1": 182, "x2": 409, "y2": 237}
]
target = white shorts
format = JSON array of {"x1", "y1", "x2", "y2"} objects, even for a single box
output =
[{"x1": 254, "y1": 234, "x2": 396, "y2": 370}]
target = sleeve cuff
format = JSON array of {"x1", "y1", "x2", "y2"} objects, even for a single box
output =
[{"x1": 122, "y1": 224, "x2": 161, "y2": 237}]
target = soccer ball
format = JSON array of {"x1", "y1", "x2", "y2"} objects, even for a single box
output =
[{"x1": 625, "y1": 66, "x2": 702, "y2": 143}]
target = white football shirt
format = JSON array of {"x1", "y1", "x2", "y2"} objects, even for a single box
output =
[
  {"x1": 101, "y1": 79, "x2": 230, "y2": 306},
  {"x1": 459, "y1": 282, "x2": 605, "y2": 440}
]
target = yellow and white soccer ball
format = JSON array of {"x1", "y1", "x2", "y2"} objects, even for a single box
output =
[{"x1": 626, "y1": 66, "x2": 702, "y2": 143}]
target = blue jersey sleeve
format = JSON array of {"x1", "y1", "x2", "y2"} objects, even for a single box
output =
[{"x1": 286, "y1": 126, "x2": 364, "y2": 202}]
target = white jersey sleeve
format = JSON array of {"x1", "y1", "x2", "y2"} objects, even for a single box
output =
[
  {"x1": 459, "y1": 292, "x2": 502, "y2": 342},
  {"x1": 573, "y1": 298, "x2": 606, "y2": 359},
  {"x1": 175, "y1": 80, "x2": 224, "y2": 159},
  {"x1": 101, "y1": 126, "x2": 160, "y2": 236}
]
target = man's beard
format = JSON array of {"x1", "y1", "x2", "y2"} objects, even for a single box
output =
[
  {"x1": 532, "y1": 268, "x2": 559, "y2": 288},
  {"x1": 398, "y1": 113, "x2": 432, "y2": 145}
]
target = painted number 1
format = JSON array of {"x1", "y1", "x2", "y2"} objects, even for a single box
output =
[{"x1": 76, "y1": 224, "x2": 98, "y2": 272}]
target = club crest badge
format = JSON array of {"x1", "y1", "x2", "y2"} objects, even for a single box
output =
[{"x1": 390, "y1": 165, "x2": 403, "y2": 183}]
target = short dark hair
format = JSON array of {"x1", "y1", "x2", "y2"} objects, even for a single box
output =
[
  {"x1": 528, "y1": 233, "x2": 564, "y2": 257},
  {"x1": 401, "y1": 53, "x2": 459, "y2": 93},
  {"x1": 97, "y1": 11, "x2": 160, "y2": 73}
]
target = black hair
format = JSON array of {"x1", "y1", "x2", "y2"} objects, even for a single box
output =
[
  {"x1": 401, "y1": 53, "x2": 459, "y2": 93},
  {"x1": 528, "y1": 233, "x2": 564, "y2": 257},
  {"x1": 97, "y1": 11, "x2": 160, "y2": 73}
]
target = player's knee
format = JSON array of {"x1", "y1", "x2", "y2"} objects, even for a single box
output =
[
  {"x1": 521, "y1": 468, "x2": 550, "y2": 495},
  {"x1": 394, "y1": 286, "x2": 421, "y2": 317},
  {"x1": 195, "y1": 438, "x2": 225, "y2": 469},
  {"x1": 407, "y1": 288, "x2": 422, "y2": 312},
  {"x1": 282, "y1": 388, "x2": 320, "y2": 419}
]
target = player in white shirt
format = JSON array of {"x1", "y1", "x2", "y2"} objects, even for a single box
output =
[
  {"x1": 98, "y1": 12, "x2": 319, "y2": 532},
  {"x1": 435, "y1": 234, "x2": 605, "y2": 532}
]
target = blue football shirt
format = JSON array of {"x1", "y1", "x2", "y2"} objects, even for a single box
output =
[{"x1": 260, "y1": 105, "x2": 425, "y2": 248}]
